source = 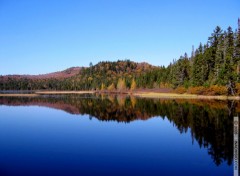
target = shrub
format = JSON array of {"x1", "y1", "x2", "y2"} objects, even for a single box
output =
[
  {"x1": 187, "y1": 85, "x2": 227, "y2": 95},
  {"x1": 236, "y1": 83, "x2": 240, "y2": 96},
  {"x1": 207, "y1": 85, "x2": 227, "y2": 95},
  {"x1": 187, "y1": 86, "x2": 206, "y2": 95},
  {"x1": 174, "y1": 87, "x2": 187, "y2": 94}
]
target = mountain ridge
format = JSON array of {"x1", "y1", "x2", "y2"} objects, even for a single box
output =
[{"x1": 1, "y1": 67, "x2": 82, "y2": 79}]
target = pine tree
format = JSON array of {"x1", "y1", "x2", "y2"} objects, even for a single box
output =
[
  {"x1": 214, "y1": 32, "x2": 225, "y2": 84},
  {"x1": 234, "y1": 18, "x2": 240, "y2": 82},
  {"x1": 192, "y1": 44, "x2": 204, "y2": 86},
  {"x1": 224, "y1": 26, "x2": 236, "y2": 95},
  {"x1": 208, "y1": 26, "x2": 223, "y2": 73}
]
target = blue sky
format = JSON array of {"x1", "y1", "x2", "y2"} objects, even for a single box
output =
[{"x1": 0, "y1": 0, "x2": 239, "y2": 75}]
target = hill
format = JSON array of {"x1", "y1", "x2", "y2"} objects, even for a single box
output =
[
  {"x1": 0, "y1": 60, "x2": 158, "y2": 90},
  {"x1": 66, "y1": 60, "x2": 158, "y2": 90},
  {"x1": 1, "y1": 67, "x2": 81, "y2": 80}
]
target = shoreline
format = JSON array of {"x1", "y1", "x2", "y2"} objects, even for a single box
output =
[
  {"x1": 133, "y1": 92, "x2": 240, "y2": 100},
  {"x1": 0, "y1": 94, "x2": 39, "y2": 97},
  {"x1": 35, "y1": 91, "x2": 95, "y2": 94},
  {"x1": 0, "y1": 90, "x2": 239, "y2": 100}
]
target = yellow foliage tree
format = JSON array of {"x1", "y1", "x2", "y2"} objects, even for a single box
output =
[
  {"x1": 130, "y1": 79, "x2": 137, "y2": 91},
  {"x1": 117, "y1": 78, "x2": 126, "y2": 91},
  {"x1": 107, "y1": 83, "x2": 115, "y2": 91},
  {"x1": 101, "y1": 83, "x2": 105, "y2": 91},
  {"x1": 88, "y1": 77, "x2": 93, "y2": 81}
]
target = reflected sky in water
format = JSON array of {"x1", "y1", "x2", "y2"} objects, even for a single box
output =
[{"x1": 0, "y1": 95, "x2": 234, "y2": 176}]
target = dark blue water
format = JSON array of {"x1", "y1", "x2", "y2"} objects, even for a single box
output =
[{"x1": 0, "y1": 96, "x2": 234, "y2": 176}]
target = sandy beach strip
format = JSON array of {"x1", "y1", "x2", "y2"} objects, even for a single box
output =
[
  {"x1": 35, "y1": 91, "x2": 95, "y2": 94},
  {"x1": 0, "y1": 94, "x2": 39, "y2": 97}
]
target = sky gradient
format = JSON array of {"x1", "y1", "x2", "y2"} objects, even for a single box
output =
[{"x1": 0, "y1": 0, "x2": 239, "y2": 75}]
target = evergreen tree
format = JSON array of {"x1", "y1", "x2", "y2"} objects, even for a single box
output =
[
  {"x1": 225, "y1": 27, "x2": 236, "y2": 95},
  {"x1": 234, "y1": 19, "x2": 240, "y2": 82},
  {"x1": 208, "y1": 26, "x2": 223, "y2": 73}
]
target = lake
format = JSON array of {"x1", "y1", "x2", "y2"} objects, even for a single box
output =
[{"x1": 0, "y1": 94, "x2": 235, "y2": 176}]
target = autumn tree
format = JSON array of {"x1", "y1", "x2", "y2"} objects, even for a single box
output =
[
  {"x1": 101, "y1": 83, "x2": 106, "y2": 91},
  {"x1": 130, "y1": 78, "x2": 137, "y2": 91},
  {"x1": 117, "y1": 78, "x2": 126, "y2": 91},
  {"x1": 107, "y1": 83, "x2": 115, "y2": 91}
]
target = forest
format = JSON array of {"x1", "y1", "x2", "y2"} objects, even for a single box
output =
[{"x1": 1, "y1": 20, "x2": 240, "y2": 95}]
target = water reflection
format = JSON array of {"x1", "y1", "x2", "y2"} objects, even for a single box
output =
[{"x1": 0, "y1": 94, "x2": 235, "y2": 166}]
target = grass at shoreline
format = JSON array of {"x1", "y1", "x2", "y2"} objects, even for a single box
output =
[
  {"x1": 133, "y1": 92, "x2": 240, "y2": 100},
  {"x1": 0, "y1": 90, "x2": 240, "y2": 100}
]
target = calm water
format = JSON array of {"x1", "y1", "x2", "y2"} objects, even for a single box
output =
[{"x1": 0, "y1": 94, "x2": 235, "y2": 176}]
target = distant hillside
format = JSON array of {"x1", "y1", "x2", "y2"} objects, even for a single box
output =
[
  {"x1": 0, "y1": 60, "x2": 159, "y2": 90},
  {"x1": 32, "y1": 67, "x2": 82, "y2": 79},
  {"x1": 1, "y1": 67, "x2": 81, "y2": 80}
]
